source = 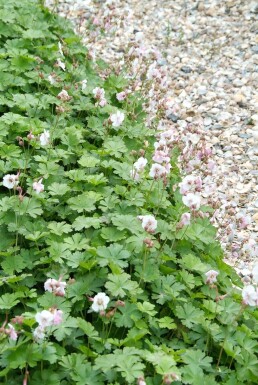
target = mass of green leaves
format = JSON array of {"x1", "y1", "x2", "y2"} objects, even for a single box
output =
[{"x1": 0, "y1": 0, "x2": 257, "y2": 384}]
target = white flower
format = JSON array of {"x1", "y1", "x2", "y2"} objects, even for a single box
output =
[
  {"x1": 110, "y1": 111, "x2": 125, "y2": 127},
  {"x1": 92, "y1": 87, "x2": 107, "y2": 107},
  {"x1": 182, "y1": 193, "x2": 201, "y2": 210},
  {"x1": 205, "y1": 270, "x2": 219, "y2": 284},
  {"x1": 57, "y1": 89, "x2": 71, "y2": 101},
  {"x1": 56, "y1": 58, "x2": 65, "y2": 71},
  {"x1": 159, "y1": 129, "x2": 174, "y2": 144},
  {"x1": 242, "y1": 285, "x2": 257, "y2": 306},
  {"x1": 149, "y1": 163, "x2": 168, "y2": 179},
  {"x1": 252, "y1": 264, "x2": 258, "y2": 284},
  {"x1": 35, "y1": 310, "x2": 54, "y2": 327},
  {"x1": 138, "y1": 214, "x2": 157, "y2": 233},
  {"x1": 152, "y1": 151, "x2": 170, "y2": 164},
  {"x1": 91, "y1": 292, "x2": 110, "y2": 313},
  {"x1": 179, "y1": 212, "x2": 191, "y2": 226},
  {"x1": 81, "y1": 79, "x2": 87, "y2": 91},
  {"x1": 133, "y1": 157, "x2": 147, "y2": 172},
  {"x1": 44, "y1": 278, "x2": 66, "y2": 296},
  {"x1": 92, "y1": 87, "x2": 105, "y2": 100},
  {"x1": 39, "y1": 130, "x2": 50, "y2": 146},
  {"x1": 33, "y1": 178, "x2": 44, "y2": 194},
  {"x1": 48, "y1": 74, "x2": 56, "y2": 84},
  {"x1": 3, "y1": 174, "x2": 19, "y2": 189},
  {"x1": 116, "y1": 91, "x2": 126, "y2": 101},
  {"x1": 33, "y1": 326, "x2": 45, "y2": 342}
]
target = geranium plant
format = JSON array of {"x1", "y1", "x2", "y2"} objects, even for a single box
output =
[{"x1": 0, "y1": 1, "x2": 257, "y2": 384}]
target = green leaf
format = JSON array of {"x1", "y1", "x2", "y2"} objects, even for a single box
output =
[
  {"x1": 182, "y1": 349, "x2": 212, "y2": 369},
  {"x1": 114, "y1": 302, "x2": 141, "y2": 328},
  {"x1": 64, "y1": 233, "x2": 89, "y2": 251},
  {"x1": 103, "y1": 137, "x2": 127, "y2": 158},
  {"x1": 0, "y1": 292, "x2": 24, "y2": 310},
  {"x1": 100, "y1": 227, "x2": 127, "y2": 242},
  {"x1": 76, "y1": 318, "x2": 100, "y2": 340},
  {"x1": 137, "y1": 301, "x2": 157, "y2": 317},
  {"x1": 78, "y1": 153, "x2": 100, "y2": 167},
  {"x1": 105, "y1": 273, "x2": 141, "y2": 298},
  {"x1": 72, "y1": 216, "x2": 101, "y2": 231},
  {"x1": 97, "y1": 243, "x2": 130, "y2": 268},
  {"x1": 47, "y1": 221, "x2": 72, "y2": 236},
  {"x1": 68, "y1": 192, "x2": 102, "y2": 213},
  {"x1": 48, "y1": 183, "x2": 70, "y2": 196},
  {"x1": 158, "y1": 317, "x2": 177, "y2": 330},
  {"x1": 175, "y1": 303, "x2": 205, "y2": 328}
]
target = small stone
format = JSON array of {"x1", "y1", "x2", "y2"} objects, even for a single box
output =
[
  {"x1": 181, "y1": 66, "x2": 192, "y2": 74},
  {"x1": 167, "y1": 113, "x2": 179, "y2": 123},
  {"x1": 204, "y1": 117, "x2": 212, "y2": 126}
]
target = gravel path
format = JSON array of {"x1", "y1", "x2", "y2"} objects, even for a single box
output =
[{"x1": 46, "y1": 0, "x2": 258, "y2": 275}]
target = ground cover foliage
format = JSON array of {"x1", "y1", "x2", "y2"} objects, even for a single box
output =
[{"x1": 0, "y1": 0, "x2": 257, "y2": 384}]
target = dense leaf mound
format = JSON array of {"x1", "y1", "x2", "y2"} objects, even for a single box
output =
[{"x1": 0, "y1": 0, "x2": 257, "y2": 384}]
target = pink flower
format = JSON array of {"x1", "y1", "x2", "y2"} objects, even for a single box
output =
[
  {"x1": 205, "y1": 270, "x2": 219, "y2": 284},
  {"x1": 35, "y1": 310, "x2": 54, "y2": 327},
  {"x1": 6, "y1": 324, "x2": 18, "y2": 341},
  {"x1": 57, "y1": 89, "x2": 71, "y2": 101},
  {"x1": 116, "y1": 91, "x2": 126, "y2": 101},
  {"x1": 93, "y1": 87, "x2": 105, "y2": 100},
  {"x1": 53, "y1": 309, "x2": 63, "y2": 325},
  {"x1": 236, "y1": 212, "x2": 251, "y2": 229},
  {"x1": 179, "y1": 212, "x2": 191, "y2": 227},
  {"x1": 182, "y1": 193, "x2": 201, "y2": 210},
  {"x1": 149, "y1": 163, "x2": 168, "y2": 179},
  {"x1": 179, "y1": 175, "x2": 202, "y2": 195},
  {"x1": 33, "y1": 178, "x2": 44, "y2": 194},
  {"x1": 44, "y1": 278, "x2": 66, "y2": 296},
  {"x1": 138, "y1": 214, "x2": 157, "y2": 233},
  {"x1": 152, "y1": 151, "x2": 170, "y2": 164},
  {"x1": 133, "y1": 157, "x2": 147, "y2": 172},
  {"x1": 159, "y1": 130, "x2": 174, "y2": 144}
]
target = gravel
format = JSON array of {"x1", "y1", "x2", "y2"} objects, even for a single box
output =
[{"x1": 45, "y1": 0, "x2": 258, "y2": 273}]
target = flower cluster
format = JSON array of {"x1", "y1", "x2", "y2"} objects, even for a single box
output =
[
  {"x1": 92, "y1": 87, "x2": 107, "y2": 107},
  {"x1": 179, "y1": 175, "x2": 202, "y2": 210},
  {"x1": 44, "y1": 277, "x2": 67, "y2": 296},
  {"x1": 34, "y1": 308, "x2": 63, "y2": 342}
]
